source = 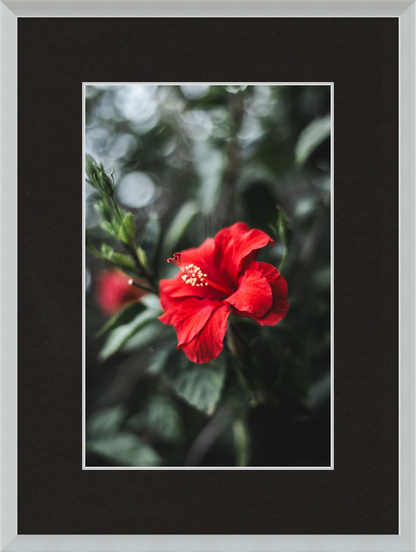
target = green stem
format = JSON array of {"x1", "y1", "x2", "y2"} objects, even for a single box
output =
[
  {"x1": 233, "y1": 361, "x2": 255, "y2": 399},
  {"x1": 113, "y1": 197, "x2": 158, "y2": 292},
  {"x1": 130, "y1": 247, "x2": 158, "y2": 292},
  {"x1": 226, "y1": 323, "x2": 260, "y2": 403},
  {"x1": 270, "y1": 360, "x2": 288, "y2": 398},
  {"x1": 278, "y1": 244, "x2": 288, "y2": 273},
  {"x1": 233, "y1": 417, "x2": 250, "y2": 467},
  {"x1": 111, "y1": 195, "x2": 124, "y2": 225},
  {"x1": 128, "y1": 279, "x2": 157, "y2": 295}
]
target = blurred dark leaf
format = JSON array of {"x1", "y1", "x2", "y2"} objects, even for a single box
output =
[
  {"x1": 96, "y1": 301, "x2": 145, "y2": 338},
  {"x1": 166, "y1": 354, "x2": 226, "y2": 414},
  {"x1": 314, "y1": 265, "x2": 331, "y2": 290},
  {"x1": 121, "y1": 320, "x2": 172, "y2": 354},
  {"x1": 87, "y1": 433, "x2": 162, "y2": 467},
  {"x1": 249, "y1": 330, "x2": 283, "y2": 389},
  {"x1": 302, "y1": 373, "x2": 331, "y2": 414},
  {"x1": 241, "y1": 181, "x2": 278, "y2": 234},
  {"x1": 145, "y1": 348, "x2": 171, "y2": 376},
  {"x1": 128, "y1": 395, "x2": 182, "y2": 442},
  {"x1": 274, "y1": 351, "x2": 311, "y2": 399},
  {"x1": 99, "y1": 307, "x2": 161, "y2": 361},
  {"x1": 295, "y1": 115, "x2": 331, "y2": 166},
  {"x1": 162, "y1": 200, "x2": 199, "y2": 260},
  {"x1": 88, "y1": 405, "x2": 126, "y2": 437},
  {"x1": 140, "y1": 214, "x2": 161, "y2": 267}
]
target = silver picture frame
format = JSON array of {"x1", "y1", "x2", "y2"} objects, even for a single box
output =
[{"x1": 1, "y1": 2, "x2": 414, "y2": 551}]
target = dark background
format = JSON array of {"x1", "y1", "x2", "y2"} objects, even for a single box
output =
[{"x1": 18, "y1": 18, "x2": 398, "y2": 534}]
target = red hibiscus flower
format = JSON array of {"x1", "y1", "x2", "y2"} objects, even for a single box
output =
[
  {"x1": 96, "y1": 269, "x2": 146, "y2": 316},
  {"x1": 159, "y1": 222, "x2": 289, "y2": 364}
]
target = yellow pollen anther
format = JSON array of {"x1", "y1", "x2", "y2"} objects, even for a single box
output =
[
  {"x1": 169, "y1": 253, "x2": 230, "y2": 294},
  {"x1": 176, "y1": 261, "x2": 210, "y2": 288}
]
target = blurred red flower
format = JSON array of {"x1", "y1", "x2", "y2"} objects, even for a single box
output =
[
  {"x1": 159, "y1": 222, "x2": 289, "y2": 364},
  {"x1": 96, "y1": 269, "x2": 145, "y2": 316}
]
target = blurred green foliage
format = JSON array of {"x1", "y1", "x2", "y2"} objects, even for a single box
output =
[{"x1": 85, "y1": 85, "x2": 331, "y2": 467}]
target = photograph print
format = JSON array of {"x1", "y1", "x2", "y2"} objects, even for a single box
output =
[{"x1": 84, "y1": 84, "x2": 332, "y2": 468}]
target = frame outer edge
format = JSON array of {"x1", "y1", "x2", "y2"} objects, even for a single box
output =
[
  {"x1": 0, "y1": 2, "x2": 18, "y2": 550},
  {"x1": 1, "y1": 2, "x2": 415, "y2": 551},
  {"x1": 1, "y1": 1, "x2": 414, "y2": 17},
  {"x1": 399, "y1": 2, "x2": 416, "y2": 551}
]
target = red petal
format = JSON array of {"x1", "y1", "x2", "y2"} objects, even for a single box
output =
[
  {"x1": 215, "y1": 222, "x2": 274, "y2": 282},
  {"x1": 181, "y1": 237, "x2": 232, "y2": 292},
  {"x1": 180, "y1": 304, "x2": 230, "y2": 364},
  {"x1": 255, "y1": 283, "x2": 289, "y2": 326},
  {"x1": 232, "y1": 261, "x2": 289, "y2": 326},
  {"x1": 225, "y1": 269, "x2": 272, "y2": 317},
  {"x1": 159, "y1": 237, "x2": 231, "y2": 310},
  {"x1": 159, "y1": 274, "x2": 207, "y2": 311},
  {"x1": 248, "y1": 261, "x2": 288, "y2": 297},
  {"x1": 159, "y1": 297, "x2": 221, "y2": 347}
]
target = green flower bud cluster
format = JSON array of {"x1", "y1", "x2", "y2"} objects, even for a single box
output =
[
  {"x1": 85, "y1": 154, "x2": 115, "y2": 196},
  {"x1": 85, "y1": 154, "x2": 158, "y2": 294}
]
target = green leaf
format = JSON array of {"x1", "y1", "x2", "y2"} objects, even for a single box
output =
[
  {"x1": 87, "y1": 433, "x2": 162, "y2": 467},
  {"x1": 128, "y1": 395, "x2": 182, "y2": 442},
  {"x1": 141, "y1": 294, "x2": 162, "y2": 310},
  {"x1": 99, "y1": 308, "x2": 161, "y2": 361},
  {"x1": 86, "y1": 237, "x2": 107, "y2": 261},
  {"x1": 96, "y1": 301, "x2": 145, "y2": 337},
  {"x1": 314, "y1": 265, "x2": 331, "y2": 290},
  {"x1": 302, "y1": 373, "x2": 330, "y2": 413},
  {"x1": 94, "y1": 198, "x2": 113, "y2": 222},
  {"x1": 295, "y1": 115, "x2": 331, "y2": 166},
  {"x1": 140, "y1": 214, "x2": 161, "y2": 266},
  {"x1": 100, "y1": 221, "x2": 120, "y2": 240},
  {"x1": 162, "y1": 201, "x2": 199, "y2": 260},
  {"x1": 109, "y1": 252, "x2": 136, "y2": 270},
  {"x1": 121, "y1": 321, "x2": 173, "y2": 354},
  {"x1": 145, "y1": 348, "x2": 171, "y2": 376},
  {"x1": 267, "y1": 206, "x2": 292, "y2": 272},
  {"x1": 85, "y1": 154, "x2": 101, "y2": 190},
  {"x1": 85, "y1": 154, "x2": 114, "y2": 195},
  {"x1": 118, "y1": 212, "x2": 136, "y2": 247},
  {"x1": 166, "y1": 355, "x2": 226, "y2": 414},
  {"x1": 88, "y1": 405, "x2": 126, "y2": 438},
  {"x1": 85, "y1": 153, "x2": 98, "y2": 176},
  {"x1": 137, "y1": 246, "x2": 148, "y2": 271},
  {"x1": 99, "y1": 243, "x2": 135, "y2": 270}
]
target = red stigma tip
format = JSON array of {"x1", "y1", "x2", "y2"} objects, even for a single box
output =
[{"x1": 167, "y1": 252, "x2": 184, "y2": 269}]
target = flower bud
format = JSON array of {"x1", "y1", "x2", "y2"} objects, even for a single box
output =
[{"x1": 96, "y1": 269, "x2": 146, "y2": 316}]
